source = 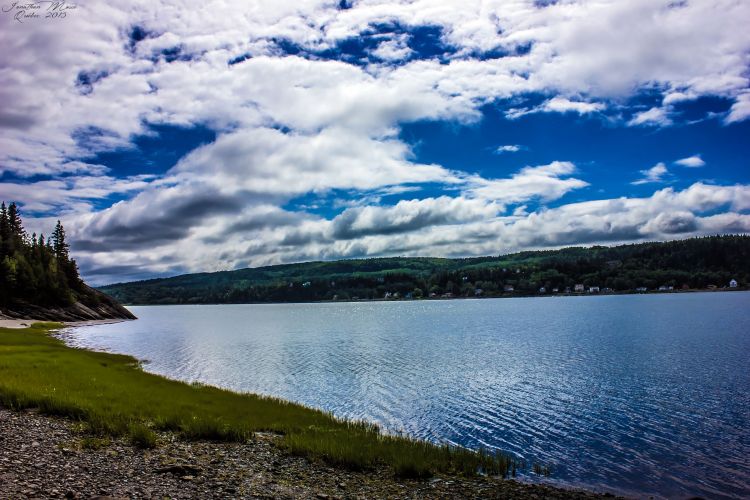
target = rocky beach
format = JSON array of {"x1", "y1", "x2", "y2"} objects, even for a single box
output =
[{"x1": 0, "y1": 407, "x2": 615, "y2": 500}]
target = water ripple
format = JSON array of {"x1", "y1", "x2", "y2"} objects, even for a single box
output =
[{"x1": 65, "y1": 292, "x2": 750, "y2": 499}]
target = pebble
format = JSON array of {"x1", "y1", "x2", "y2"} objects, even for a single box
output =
[{"x1": 0, "y1": 407, "x2": 619, "y2": 499}]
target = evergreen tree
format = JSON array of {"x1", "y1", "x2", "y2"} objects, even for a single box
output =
[
  {"x1": 52, "y1": 220, "x2": 69, "y2": 262},
  {"x1": 0, "y1": 201, "x2": 82, "y2": 308},
  {"x1": 0, "y1": 202, "x2": 8, "y2": 258}
]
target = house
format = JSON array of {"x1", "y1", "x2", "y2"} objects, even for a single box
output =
[
  {"x1": 635, "y1": 287, "x2": 648, "y2": 292},
  {"x1": 474, "y1": 288, "x2": 483, "y2": 296},
  {"x1": 730, "y1": 279, "x2": 738, "y2": 288},
  {"x1": 302, "y1": 281, "x2": 311, "y2": 288},
  {"x1": 574, "y1": 284, "x2": 585, "y2": 292},
  {"x1": 442, "y1": 292, "x2": 453, "y2": 298},
  {"x1": 658, "y1": 285, "x2": 669, "y2": 291},
  {"x1": 538, "y1": 287, "x2": 546, "y2": 293},
  {"x1": 504, "y1": 284, "x2": 514, "y2": 292},
  {"x1": 552, "y1": 288, "x2": 559, "y2": 293},
  {"x1": 588, "y1": 286, "x2": 600, "y2": 293},
  {"x1": 384, "y1": 292, "x2": 392, "y2": 299}
]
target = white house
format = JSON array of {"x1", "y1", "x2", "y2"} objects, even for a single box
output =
[
  {"x1": 729, "y1": 279, "x2": 738, "y2": 288},
  {"x1": 574, "y1": 284, "x2": 585, "y2": 292}
]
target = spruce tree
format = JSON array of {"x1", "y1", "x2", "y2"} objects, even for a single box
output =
[{"x1": 52, "y1": 220, "x2": 69, "y2": 262}]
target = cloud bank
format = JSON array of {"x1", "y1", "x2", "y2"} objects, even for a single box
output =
[{"x1": 0, "y1": 0, "x2": 748, "y2": 284}]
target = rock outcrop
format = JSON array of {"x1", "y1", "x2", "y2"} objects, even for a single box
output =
[{"x1": 0, "y1": 285, "x2": 136, "y2": 321}]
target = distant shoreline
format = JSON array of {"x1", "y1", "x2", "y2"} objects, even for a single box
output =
[{"x1": 113, "y1": 285, "x2": 748, "y2": 308}]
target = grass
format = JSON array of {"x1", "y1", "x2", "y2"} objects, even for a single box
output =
[{"x1": 0, "y1": 323, "x2": 519, "y2": 478}]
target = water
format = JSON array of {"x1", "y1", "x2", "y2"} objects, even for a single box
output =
[{"x1": 64, "y1": 292, "x2": 750, "y2": 498}]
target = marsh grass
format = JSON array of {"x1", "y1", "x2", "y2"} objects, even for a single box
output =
[
  {"x1": 0, "y1": 323, "x2": 519, "y2": 478},
  {"x1": 79, "y1": 436, "x2": 111, "y2": 450}
]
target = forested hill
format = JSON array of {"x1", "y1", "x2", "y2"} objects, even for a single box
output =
[
  {"x1": 0, "y1": 202, "x2": 135, "y2": 321},
  {"x1": 99, "y1": 236, "x2": 749, "y2": 305}
]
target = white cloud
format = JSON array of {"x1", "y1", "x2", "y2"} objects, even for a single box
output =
[
  {"x1": 726, "y1": 92, "x2": 750, "y2": 124},
  {"x1": 495, "y1": 144, "x2": 522, "y2": 154},
  {"x1": 632, "y1": 162, "x2": 669, "y2": 185},
  {"x1": 674, "y1": 155, "x2": 706, "y2": 168},
  {"x1": 540, "y1": 97, "x2": 605, "y2": 115},
  {"x1": 628, "y1": 107, "x2": 673, "y2": 127},
  {"x1": 2, "y1": 0, "x2": 749, "y2": 284},
  {"x1": 371, "y1": 35, "x2": 414, "y2": 61},
  {"x1": 466, "y1": 161, "x2": 589, "y2": 206},
  {"x1": 55, "y1": 180, "x2": 750, "y2": 285},
  {"x1": 0, "y1": 174, "x2": 156, "y2": 213},
  {"x1": 171, "y1": 126, "x2": 461, "y2": 196},
  {"x1": 2, "y1": 0, "x2": 748, "y2": 178}
]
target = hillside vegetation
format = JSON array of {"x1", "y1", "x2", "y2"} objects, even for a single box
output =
[
  {"x1": 100, "y1": 235, "x2": 749, "y2": 305},
  {"x1": 0, "y1": 202, "x2": 134, "y2": 320}
]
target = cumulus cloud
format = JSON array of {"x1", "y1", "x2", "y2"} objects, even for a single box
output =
[
  {"x1": 539, "y1": 97, "x2": 605, "y2": 115},
  {"x1": 674, "y1": 155, "x2": 706, "y2": 168},
  {"x1": 371, "y1": 35, "x2": 414, "y2": 61},
  {"x1": 628, "y1": 107, "x2": 673, "y2": 127},
  {"x1": 331, "y1": 196, "x2": 499, "y2": 239},
  {"x1": 726, "y1": 92, "x2": 750, "y2": 124},
  {"x1": 1, "y1": 0, "x2": 748, "y2": 284},
  {"x1": 467, "y1": 161, "x2": 589, "y2": 206},
  {"x1": 0, "y1": 174, "x2": 156, "y2": 213},
  {"x1": 632, "y1": 163, "x2": 669, "y2": 185},
  {"x1": 495, "y1": 145, "x2": 523, "y2": 154}
]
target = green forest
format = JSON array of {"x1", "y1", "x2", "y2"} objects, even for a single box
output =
[
  {"x1": 0, "y1": 202, "x2": 85, "y2": 308},
  {"x1": 100, "y1": 235, "x2": 749, "y2": 305}
]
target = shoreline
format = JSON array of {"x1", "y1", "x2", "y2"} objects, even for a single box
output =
[
  {"x1": 0, "y1": 407, "x2": 615, "y2": 500},
  {"x1": 113, "y1": 285, "x2": 747, "y2": 308},
  {"x1": 0, "y1": 320, "x2": 624, "y2": 499},
  {"x1": 0, "y1": 318, "x2": 129, "y2": 330}
]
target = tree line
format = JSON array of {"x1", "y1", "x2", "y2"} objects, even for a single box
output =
[
  {"x1": 0, "y1": 202, "x2": 83, "y2": 308},
  {"x1": 100, "y1": 235, "x2": 749, "y2": 305}
]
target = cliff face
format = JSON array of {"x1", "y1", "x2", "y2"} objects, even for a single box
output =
[{"x1": 0, "y1": 285, "x2": 136, "y2": 322}]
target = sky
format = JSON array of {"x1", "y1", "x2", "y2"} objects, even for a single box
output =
[{"x1": 1, "y1": 0, "x2": 749, "y2": 285}]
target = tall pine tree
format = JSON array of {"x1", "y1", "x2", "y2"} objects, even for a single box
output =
[{"x1": 0, "y1": 202, "x2": 82, "y2": 307}]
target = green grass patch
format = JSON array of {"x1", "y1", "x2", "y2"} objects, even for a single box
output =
[
  {"x1": 79, "y1": 436, "x2": 111, "y2": 450},
  {"x1": 0, "y1": 323, "x2": 518, "y2": 478}
]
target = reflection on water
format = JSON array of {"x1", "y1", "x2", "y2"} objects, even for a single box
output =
[{"x1": 65, "y1": 292, "x2": 750, "y2": 499}]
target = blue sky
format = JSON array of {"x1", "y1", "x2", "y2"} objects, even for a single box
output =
[{"x1": 1, "y1": 0, "x2": 749, "y2": 284}]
